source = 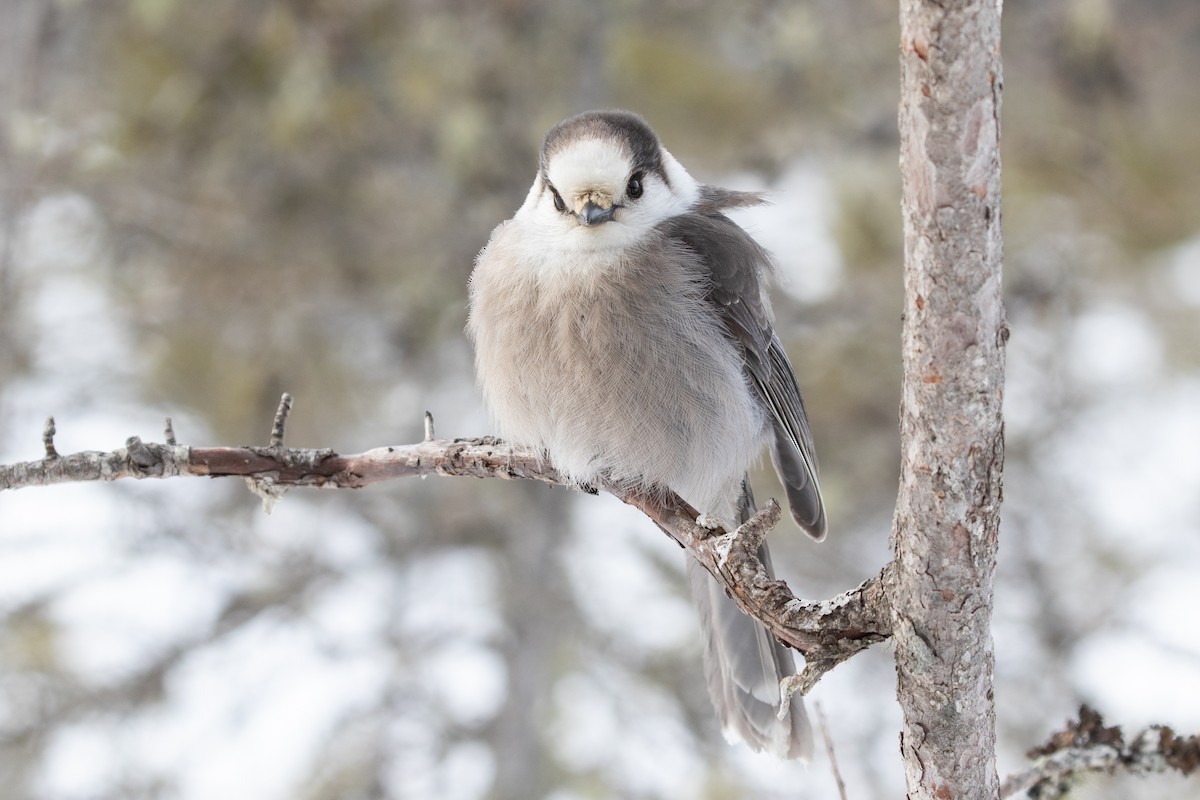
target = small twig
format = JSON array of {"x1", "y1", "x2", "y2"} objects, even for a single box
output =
[
  {"x1": 798, "y1": 657, "x2": 847, "y2": 697},
  {"x1": 269, "y1": 393, "x2": 293, "y2": 447},
  {"x1": 252, "y1": 393, "x2": 296, "y2": 511},
  {"x1": 164, "y1": 417, "x2": 177, "y2": 446},
  {"x1": 816, "y1": 701, "x2": 849, "y2": 800},
  {"x1": 424, "y1": 411, "x2": 435, "y2": 442},
  {"x1": 43, "y1": 417, "x2": 58, "y2": 458}
]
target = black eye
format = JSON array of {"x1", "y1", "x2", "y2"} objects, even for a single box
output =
[
  {"x1": 550, "y1": 187, "x2": 566, "y2": 212},
  {"x1": 627, "y1": 172, "x2": 644, "y2": 199}
]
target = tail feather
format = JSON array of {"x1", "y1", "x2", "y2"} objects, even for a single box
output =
[{"x1": 687, "y1": 479, "x2": 813, "y2": 759}]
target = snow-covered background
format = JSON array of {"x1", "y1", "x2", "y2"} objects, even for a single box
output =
[{"x1": 2, "y1": 2, "x2": 1198, "y2": 798}]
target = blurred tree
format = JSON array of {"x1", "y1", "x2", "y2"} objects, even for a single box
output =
[{"x1": 1, "y1": 1, "x2": 1199, "y2": 799}]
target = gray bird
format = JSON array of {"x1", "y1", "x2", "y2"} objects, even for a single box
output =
[{"x1": 468, "y1": 109, "x2": 826, "y2": 759}]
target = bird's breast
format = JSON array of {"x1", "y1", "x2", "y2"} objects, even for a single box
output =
[{"x1": 469, "y1": 226, "x2": 768, "y2": 514}]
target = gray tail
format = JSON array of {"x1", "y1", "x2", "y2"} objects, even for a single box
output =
[{"x1": 687, "y1": 479, "x2": 813, "y2": 759}]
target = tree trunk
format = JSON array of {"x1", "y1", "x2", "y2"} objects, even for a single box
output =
[{"x1": 891, "y1": 1, "x2": 1005, "y2": 798}]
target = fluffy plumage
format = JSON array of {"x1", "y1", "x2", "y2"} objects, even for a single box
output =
[{"x1": 468, "y1": 109, "x2": 826, "y2": 758}]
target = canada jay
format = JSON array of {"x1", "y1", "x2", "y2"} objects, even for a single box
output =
[{"x1": 468, "y1": 110, "x2": 826, "y2": 759}]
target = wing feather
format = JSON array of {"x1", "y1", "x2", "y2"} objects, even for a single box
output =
[{"x1": 658, "y1": 202, "x2": 827, "y2": 539}]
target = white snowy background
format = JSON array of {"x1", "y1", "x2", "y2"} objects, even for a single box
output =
[{"x1": 2, "y1": 3, "x2": 1199, "y2": 799}]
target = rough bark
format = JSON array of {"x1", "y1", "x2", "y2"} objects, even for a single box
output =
[{"x1": 891, "y1": 1, "x2": 1006, "y2": 798}]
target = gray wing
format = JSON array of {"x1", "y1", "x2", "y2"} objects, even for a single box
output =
[{"x1": 658, "y1": 207, "x2": 827, "y2": 540}]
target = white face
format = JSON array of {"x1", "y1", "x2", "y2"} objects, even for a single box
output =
[{"x1": 515, "y1": 135, "x2": 700, "y2": 250}]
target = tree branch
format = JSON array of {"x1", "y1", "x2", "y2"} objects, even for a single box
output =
[
  {"x1": 0, "y1": 417, "x2": 891, "y2": 688},
  {"x1": 1001, "y1": 706, "x2": 1200, "y2": 798}
]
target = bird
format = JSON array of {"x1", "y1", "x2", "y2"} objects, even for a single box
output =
[{"x1": 467, "y1": 109, "x2": 826, "y2": 760}]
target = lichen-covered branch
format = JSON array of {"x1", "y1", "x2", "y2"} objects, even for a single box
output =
[
  {"x1": 0, "y1": 422, "x2": 891, "y2": 684},
  {"x1": 1000, "y1": 706, "x2": 1200, "y2": 798},
  {"x1": 0, "y1": 435, "x2": 557, "y2": 491},
  {"x1": 615, "y1": 490, "x2": 892, "y2": 688}
]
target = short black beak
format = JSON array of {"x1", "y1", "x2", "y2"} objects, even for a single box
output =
[{"x1": 578, "y1": 201, "x2": 616, "y2": 226}]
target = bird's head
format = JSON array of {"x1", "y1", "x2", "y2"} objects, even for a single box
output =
[{"x1": 521, "y1": 110, "x2": 699, "y2": 240}]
